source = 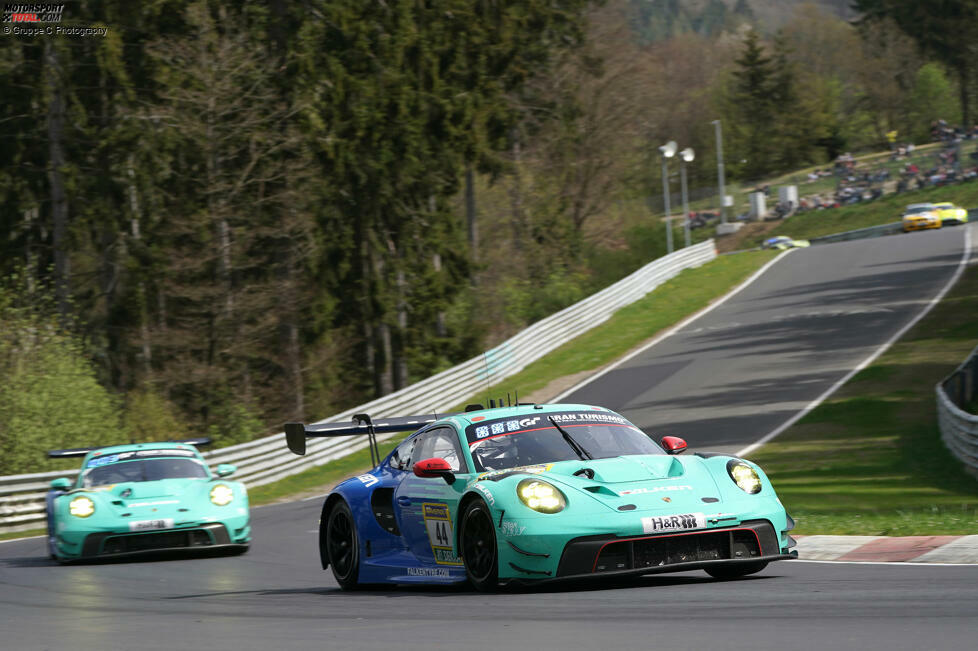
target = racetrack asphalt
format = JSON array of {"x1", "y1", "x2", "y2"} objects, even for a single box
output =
[{"x1": 2, "y1": 224, "x2": 977, "y2": 650}]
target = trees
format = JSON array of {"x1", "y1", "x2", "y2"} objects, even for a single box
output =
[{"x1": 853, "y1": 0, "x2": 978, "y2": 126}]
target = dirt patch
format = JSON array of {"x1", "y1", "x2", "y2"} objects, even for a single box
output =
[{"x1": 715, "y1": 220, "x2": 784, "y2": 253}]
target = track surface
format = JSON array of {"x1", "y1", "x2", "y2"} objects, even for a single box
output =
[
  {"x1": 2, "y1": 225, "x2": 975, "y2": 650},
  {"x1": 564, "y1": 225, "x2": 972, "y2": 454}
]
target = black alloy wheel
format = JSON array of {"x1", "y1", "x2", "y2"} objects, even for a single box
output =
[
  {"x1": 460, "y1": 500, "x2": 498, "y2": 592},
  {"x1": 326, "y1": 501, "x2": 360, "y2": 590},
  {"x1": 705, "y1": 560, "x2": 768, "y2": 580}
]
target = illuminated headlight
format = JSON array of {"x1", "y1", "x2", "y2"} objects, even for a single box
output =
[
  {"x1": 517, "y1": 479, "x2": 566, "y2": 513},
  {"x1": 727, "y1": 460, "x2": 762, "y2": 494},
  {"x1": 69, "y1": 496, "x2": 95, "y2": 518},
  {"x1": 210, "y1": 484, "x2": 234, "y2": 506}
]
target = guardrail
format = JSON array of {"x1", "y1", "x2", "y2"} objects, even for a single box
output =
[
  {"x1": 0, "y1": 240, "x2": 717, "y2": 535},
  {"x1": 937, "y1": 343, "x2": 978, "y2": 479}
]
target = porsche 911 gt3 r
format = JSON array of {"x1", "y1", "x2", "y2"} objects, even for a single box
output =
[
  {"x1": 285, "y1": 403, "x2": 796, "y2": 591},
  {"x1": 45, "y1": 440, "x2": 251, "y2": 562}
]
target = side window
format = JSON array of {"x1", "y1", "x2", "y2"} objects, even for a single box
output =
[
  {"x1": 389, "y1": 437, "x2": 417, "y2": 471},
  {"x1": 412, "y1": 428, "x2": 467, "y2": 473}
]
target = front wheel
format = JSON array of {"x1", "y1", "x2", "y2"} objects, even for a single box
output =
[
  {"x1": 324, "y1": 500, "x2": 360, "y2": 590},
  {"x1": 705, "y1": 561, "x2": 768, "y2": 580},
  {"x1": 460, "y1": 500, "x2": 498, "y2": 592}
]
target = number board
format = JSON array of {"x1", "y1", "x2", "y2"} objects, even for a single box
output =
[{"x1": 422, "y1": 503, "x2": 462, "y2": 566}]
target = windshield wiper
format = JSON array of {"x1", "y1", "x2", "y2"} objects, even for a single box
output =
[{"x1": 549, "y1": 417, "x2": 593, "y2": 460}]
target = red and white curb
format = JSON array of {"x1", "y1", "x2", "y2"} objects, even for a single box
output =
[{"x1": 795, "y1": 535, "x2": 978, "y2": 563}]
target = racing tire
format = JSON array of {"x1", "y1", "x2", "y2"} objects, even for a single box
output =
[
  {"x1": 325, "y1": 500, "x2": 360, "y2": 590},
  {"x1": 460, "y1": 500, "x2": 498, "y2": 592},
  {"x1": 705, "y1": 561, "x2": 768, "y2": 580}
]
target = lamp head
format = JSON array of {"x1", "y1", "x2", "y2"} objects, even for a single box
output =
[
  {"x1": 659, "y1": 141, "x2": 677, "y2": 158},
  {"x1": 681, "y1": 147, "x2": 695, "y2": 162}
]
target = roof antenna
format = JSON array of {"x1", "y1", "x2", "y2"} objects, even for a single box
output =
[
  {"x1": 515, "y1": 389, "x2": 519, "y2": 405},
  {"x1": 507, "y1": 392, "x2": 511, "y2": 407}
]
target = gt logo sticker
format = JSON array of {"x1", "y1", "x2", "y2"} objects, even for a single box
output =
[
  {"x1": 422, "y1": 503, "x2": 462, "y2": 566},
  {"x1": 641, "y1": 512, "x2": 706, "y2": 533}
]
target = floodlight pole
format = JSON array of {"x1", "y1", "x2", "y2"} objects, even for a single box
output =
[
  {"x1": 680, "y1": 149, "x2": 694, "y2": 248},
  {"x1": 661, "y1": 156, "x2": 673, "y2": 254},
  {"x1": 712, "y1": 120, "x2": 727, "y2": 224}
]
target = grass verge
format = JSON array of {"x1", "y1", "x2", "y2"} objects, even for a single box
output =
[
  {"x1": 749, "y1": 255, "x2": 978, "y2": 535},
  {"x1": 247, "y1": 249, "x2": 779, "y2": 505}
]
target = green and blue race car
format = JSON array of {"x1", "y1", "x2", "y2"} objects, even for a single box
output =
[
  {"x1": 45, "y1": 440, "x2": 250, "y2": 562},
  {"x1": 286, "y1": 403, "x2": 796, "y2": 591}
]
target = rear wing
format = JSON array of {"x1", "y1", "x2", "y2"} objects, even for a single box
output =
[
  {"x1": 47, "y1": 438, "x2": 213, "y2": 459},
  {"x1": 285, "y1": 413, "x2": 455, "y2": 466}
]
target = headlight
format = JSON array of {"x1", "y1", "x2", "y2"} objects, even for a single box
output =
[
  {"x1": 517, "y1": 479, "x2": 566, "y2": 513},
  {"x1": 69, "y1": 496, "x2": 95, "y2": 518},
  {"x1": 210, "y1": 484, "x2": 234, "y2": 506},
  {"x1": 727, "y1": 460, "x2": 762, "y2": 494}
]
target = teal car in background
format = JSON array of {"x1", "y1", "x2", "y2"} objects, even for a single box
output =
[
  {"x1": 286, "y1": 403, "x2": 796, "y2": 591},
  {"x1": 45, "y1": 440, "x2": 250, "y2": 562}
]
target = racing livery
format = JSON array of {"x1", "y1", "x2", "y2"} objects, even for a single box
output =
[
  {"x1": 45, "y1": 440, "x2": 250, "y2": 562},
  {"x1": 286, "y1": 403, "x2": 796, "y2": 591}
]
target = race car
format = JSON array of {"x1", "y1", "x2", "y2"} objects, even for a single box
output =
[
  {"x1": 285, "y1": 403, "x2": 796, "y2": 591},
  {"x1": 45, "y1": 440, "x2": 250, "y2": 562},
  {"x1": 902, "y1": 203, "x2": 942, "y2": 231},
  {"x1": 933, "y1": 201, "x2": 969, "y2": 226},
  {"x1": 762, "y1": 236, "x2": 810, "y2": 250}
]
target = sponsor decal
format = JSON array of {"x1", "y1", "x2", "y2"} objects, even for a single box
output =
[
  {"x1": 128, "y1": 518, "x2": 174, "y2": 532},
  {"x1": 406, "y1": 567, "x2": 451, "y2": 577},
  {"x1": 641, "y1": 512, "x2": 706, "y2": 534},
  {"x1": 127, "y1": 500, "x2": 178, "y2": 508},
  {"x1": 466, "y1": 411, "x2": 633, "y2": 444},
  {"x1": 356, "y1": 474, "x2": 379, "y2": 487},
  {"x1": 618, "y1": 485, "x2": 693, "y2": 496},
  {"x1": 476, "y1": 464, "x2": 551, "y2": 482},
  {"x1": 662, "y1": 497, "x2": 671, "y2": 503},
  {"x1": 499, "y1": 520, "x2": 526, "y2": 536},
  {"x1": 422, "y1": 502, "x2": 462, "y2": 566},
  {"x1": 472, "y1": 483, "x2": 495, "y2": 506}
]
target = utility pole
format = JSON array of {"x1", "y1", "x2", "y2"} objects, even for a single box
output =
[{"x1": 712, "y1": 120, "x2": 727, "y2": 224}]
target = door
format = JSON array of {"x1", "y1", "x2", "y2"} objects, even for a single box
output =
[{"x1": 393, "y1": 427, "x2": 469, "y2": 567}]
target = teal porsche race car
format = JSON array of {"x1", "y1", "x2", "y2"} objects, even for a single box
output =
[
  {"x1": 285, "y1": 403, "x2": 796, "y2": 591},
  {"x1": 45, "y1": 440, "x2": 251, "y2": 562}
]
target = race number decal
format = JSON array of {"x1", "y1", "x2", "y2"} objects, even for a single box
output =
[{"x1": 422, "y1": 503, "x2": 462, "y2": 566}]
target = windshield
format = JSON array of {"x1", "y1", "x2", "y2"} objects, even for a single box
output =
[
  {"x1": 905, "y1": 205, "x2": 934, "y2": 215},
  {"x1": 465, "y1": 411, "x2": 664, "y2": 472},
  {"x1": 82, "y1": 457, "x2": 209, "y2": 488}
]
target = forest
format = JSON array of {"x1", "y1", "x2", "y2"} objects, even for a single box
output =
[{"x1": 2, "y1": 0, "x2": 976, "y2": 474}]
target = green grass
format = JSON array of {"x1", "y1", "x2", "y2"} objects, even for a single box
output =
[{"x1": 749, "y1": 262, "x2": 978, "y2": 535}]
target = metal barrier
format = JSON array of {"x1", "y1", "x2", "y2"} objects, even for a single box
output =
[
  {"x1": 0, "y1": 240, "x2": 717, "y2": 534},
  {"x1": 937, "y1": 343, "x2": 978, "y2": 479},
  {"x1": 809, "y1": 222, "x2": 904, "y2": 245}
]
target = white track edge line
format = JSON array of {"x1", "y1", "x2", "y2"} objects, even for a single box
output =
[
  {"x1": 736, "y1": 226, "x2": 973, "y2": 458},
  {"x1": 553, "y1": 248, "x2": 795, "y2": 402}
]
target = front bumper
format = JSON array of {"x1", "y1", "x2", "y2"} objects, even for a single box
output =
[
  {"x1": 903, "y1": 219, "x2": 941, "y2": 231},
  {"x1": 54, "y1": 517, "x2": 251, "y2": 562}
]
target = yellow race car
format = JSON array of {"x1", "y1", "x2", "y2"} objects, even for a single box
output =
[
  {"x1": 902, "y1": 203, "x2": 942, "y2": 232},
  {"x1": 933, "y1": 202, "x2": 969, "y2": 226}
]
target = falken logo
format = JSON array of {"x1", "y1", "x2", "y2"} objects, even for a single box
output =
[
  {"x1": 356, "y1": 474, "x2": 379, "y2": 487},
  {"x1": 618, "y1": 485, "x2": 692, "y2": 496}
]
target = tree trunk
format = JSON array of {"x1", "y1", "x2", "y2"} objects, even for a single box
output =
[
  {"x1": 465, "y1": 166, "x2": 478, "y2": 257},
  {"x1": 45, "y1": 40, "x2": 70, "y2": 321}
]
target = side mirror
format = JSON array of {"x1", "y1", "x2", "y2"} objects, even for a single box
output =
[
  {"x1": 215, "y1": 464, "x2": 237, "y2": 477},
  {"x1": 413, "y1": 457, "x2": 456, "y2": 485},
  {"x1": 50, "y1": 478, "x2": 72, "y2": 491},
  {"x1": 661, "y1": 436, "x2": 688, "y2": 455}
]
